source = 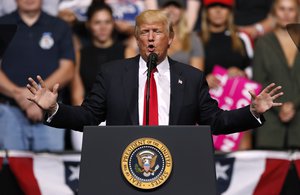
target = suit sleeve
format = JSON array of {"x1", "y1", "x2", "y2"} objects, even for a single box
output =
[
  {"x1": 197, "y1": 75, "x2": 264, "y2": 135},
  {"x1": 45, "y1": 69, "x2": 107, "y2": 131}
]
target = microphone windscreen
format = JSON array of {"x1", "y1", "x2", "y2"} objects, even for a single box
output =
[{"x1": 147, "y1": 53, "x2": 158, "y2": 68}]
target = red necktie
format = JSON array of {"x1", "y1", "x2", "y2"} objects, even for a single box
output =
[{"x1": 143, "y1": 68, "x2": 158, "y2": 125}]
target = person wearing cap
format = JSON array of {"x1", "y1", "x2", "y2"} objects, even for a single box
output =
[
  {"x1": 26, "y1": 10, "x2": 282, "y2": 139},
  {"x1": 201, "y1": 0, "x2": 255, "y2": 149},
  {"x1": 203, "y1": 0, "x2": 233, "y2": 7},
  {"x1": 0, "y1": 0, "x2": 75, "y2": 151},
  {"x1": 201, "y1": 0, "x2": 253, "y2": 88}
]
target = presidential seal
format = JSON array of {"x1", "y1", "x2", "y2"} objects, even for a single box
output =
[{"x1": 121, "y1": 138, "x2": 172, "y2": 190}]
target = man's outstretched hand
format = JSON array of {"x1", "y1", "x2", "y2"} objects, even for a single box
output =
[
  {"x1": 249, "y1": 83, "x2": 283, "y2": 117},
  {"x1": 27, "y1": 75, "x2": 59, "y2": 115}
]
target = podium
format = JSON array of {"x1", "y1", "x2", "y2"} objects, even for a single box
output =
[{"x1": 79, "y1": 126, "x2": 217, "y2": 194}]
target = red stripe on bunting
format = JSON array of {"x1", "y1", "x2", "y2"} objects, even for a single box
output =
[
  {"x1": 294, "y1": 160, "x2": 300, "y2": 179},
  {"x1": 253, "y1": 159, "x2": 290, "y2": 195},
  {"x1": 9, "y1": 157, "x2": 41, "y2": 195}
]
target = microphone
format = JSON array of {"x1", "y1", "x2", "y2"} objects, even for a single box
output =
[
  {"x1": 146, "y1": 52, "x2": 158, "y2": 72},
  {"x1": 145, "y1": 52, "x2": 158, "y2": 125}
]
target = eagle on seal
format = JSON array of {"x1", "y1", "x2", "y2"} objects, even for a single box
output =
[{"x1": 135, "y1": 150, "x2": 159, "y2": 177}]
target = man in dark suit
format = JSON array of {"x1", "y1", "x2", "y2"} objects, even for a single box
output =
[{"x1": 26, "y1": 10, "x2": 283, "y2": 134}]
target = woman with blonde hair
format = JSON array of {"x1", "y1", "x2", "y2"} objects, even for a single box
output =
[
  {"x1": 253, "y1": 1, "x2": 300, "y2": 192},
  {"x1": 162, "y1": 1, "x2": 205, "y2": 70},
  {"x1": 201, "y1": 0, "x2": 254, "y2": 150},
  {"x1": 253, "y1": 0, "x2": 300, "y2": 150},
  {"x1": 201, "y1": 0, "x2": 253, "y2": 88}
]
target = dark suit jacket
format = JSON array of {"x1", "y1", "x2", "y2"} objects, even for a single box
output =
[{"x1": 47, "y1": 55, "x2": 263, "y2": 134}]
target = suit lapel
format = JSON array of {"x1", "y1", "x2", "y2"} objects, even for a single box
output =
[
  {"x1": 123, "y1": 56, "x2": 139, "y2": 125},
  {"x1": 169, "y1": 58, "x2": 185, "y2": 125}
]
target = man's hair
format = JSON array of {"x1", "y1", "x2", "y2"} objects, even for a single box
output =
[{"x1": 134, "y1": 10, "x2": 174, "y2": 37}]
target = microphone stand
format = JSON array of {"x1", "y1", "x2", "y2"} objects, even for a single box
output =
[{"x1": 145, "y1": 53, "x2": 158, "y2": 125}]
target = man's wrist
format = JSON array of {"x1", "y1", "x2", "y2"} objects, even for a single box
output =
[
  {"x1": 48, "y1": 103, "x2": 58, "y2": 116},
  {"x1": 46, "y1": 103, "x2": 59, "y2": 123},
  {"x1": 250, "y1": 104, "x2": 260, "y2": 118},
  {"x1": 250, "y1": 104, "x2": 262, "y2": 124}
]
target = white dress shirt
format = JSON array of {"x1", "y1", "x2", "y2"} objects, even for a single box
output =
[{"x1": 138, "y1": 56, "x2": 170, "y2": 125}]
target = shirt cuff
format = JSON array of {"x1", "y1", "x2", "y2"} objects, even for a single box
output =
[
  {"x1": 46, "y1": 103, "x2": 59, "y2": 123},
  {"x1": 250, "y1": 109, "x2": 262, "y2": 124}
]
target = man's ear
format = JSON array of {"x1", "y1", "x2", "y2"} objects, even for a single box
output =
[
  {"x1": 135, "y1": 37, "x2": 141, "y2": 48},
  {"x1": 168, "y1": 37, "x2": 174, "y2": 47},
  {"x1": 168, "y1": 31, "x2": 175, "y2": 46}
]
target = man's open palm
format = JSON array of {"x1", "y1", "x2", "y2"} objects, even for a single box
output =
[
  {"x1": 249, "y1": 83, "x2": 283, "y2": 115},
  {"x1": 27, "y1": 75, "x2": 59, "y2": 113}
]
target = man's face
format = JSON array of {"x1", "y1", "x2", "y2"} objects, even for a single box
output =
[
  {"x1": 136, "y1": 22, "x2": 173, "y2": 64},
  {"x1": 16, "y1": 0, "x2": 42, "y2": 12}
]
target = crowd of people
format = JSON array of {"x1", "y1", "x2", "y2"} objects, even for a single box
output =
[{"x1": 0, "y1": 0, "x2": 299, "y2": 152}]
